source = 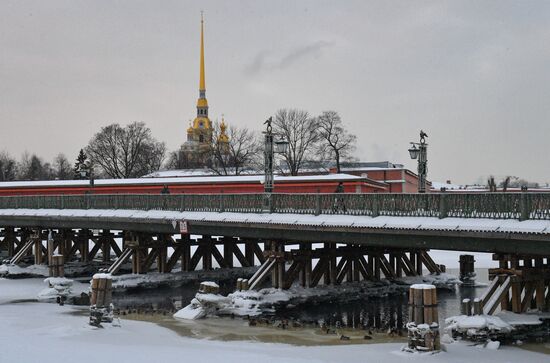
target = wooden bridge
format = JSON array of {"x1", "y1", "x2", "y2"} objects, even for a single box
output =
[{"x1": 0, "y1": 192, "x2": 549, "y2": 311}]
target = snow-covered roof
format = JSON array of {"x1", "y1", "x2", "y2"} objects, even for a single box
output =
[
  {"x1": 0, "y1": 174, "x2": 366, "y2": 189},
  {"x1": 431, "y1": 181, "x2": 466, "y2": 190},
  {"x1": 143, "y1": 169, "x2": 259, "y2": 178}
]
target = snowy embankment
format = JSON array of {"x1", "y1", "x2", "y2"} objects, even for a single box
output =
[{"x1": 1, "y1": 303, "x2": 548, "y2": 363}]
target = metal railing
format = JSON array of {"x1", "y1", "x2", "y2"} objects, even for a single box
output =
[{"x1": 0, "y1": 193, "x2": 549, "y2": 221}]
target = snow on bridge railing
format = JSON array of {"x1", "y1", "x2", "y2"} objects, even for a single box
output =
[{"x1": 0, "y1": 193, "x2": 549, "y2": 221}]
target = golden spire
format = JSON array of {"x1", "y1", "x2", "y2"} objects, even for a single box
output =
[
  {"x1": 199, "y1": 11, "x2": 206, "y2": 93},
  {"x1": 190, "y1": 12, "x2": 211, "y2": 137}
]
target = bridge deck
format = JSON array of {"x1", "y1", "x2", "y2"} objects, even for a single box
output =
[{"x1": 1, "y1": 208, "x2": 549, "y2": 255}]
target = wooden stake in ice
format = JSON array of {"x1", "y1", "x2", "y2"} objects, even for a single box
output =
[
  {"x1": 407, "y1": 284, "x2": 440, "y2": 352},
  {"x1": 89, "y1": 273, "x2": 113, "y2": 326}
]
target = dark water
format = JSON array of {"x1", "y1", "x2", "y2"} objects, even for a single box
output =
[{"x1": 112, "y1": 268, "x2": 490, "y2": 332}]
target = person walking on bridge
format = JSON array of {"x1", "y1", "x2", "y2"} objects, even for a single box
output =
[{"x1": 333, "y1": 182, "x2": 346, "y2": 213}]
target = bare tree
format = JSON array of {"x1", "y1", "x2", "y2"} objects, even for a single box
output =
[
  {"x1": 53, "y1": 153, "x2": 72, "y2": 180},
  {"x1": 487, "y1": 176, "x2": 497, "y2": 192},
  {"x1": 165, "y1": 149, "x2": 194, "y2": 170},
  {"x1": 86, "y1": 122, "x2": 166, "y2": 178},
  {"x1": 272, "y1": 109, "x2": 319, "y2": 176},
  {"x1": 0, "y1": 151, "x2": 17, "y2": 181},
  {"x1": 316, "y1": 111, "x2": 356, "y2": 173},
  {"x1": 208, "y1": 122, "x2": 260, "y2": 175}
]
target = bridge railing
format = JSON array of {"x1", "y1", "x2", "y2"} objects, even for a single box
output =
[{"x1": 0, "y1": 193, "x2": 550, "y2": 220}]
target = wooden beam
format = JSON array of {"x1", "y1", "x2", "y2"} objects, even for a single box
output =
[{"x1": 283, "y1": 260, "x2": 303, "y2": 289}]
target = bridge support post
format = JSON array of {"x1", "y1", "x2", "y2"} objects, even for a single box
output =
[
  {"x1": 329, "y1": 243, "x2": 337, "y2": 285},
  {"x1": 75, "y1": 230, "x2": 89, "y2": 263},
  {"x1": 245, "y1": 240, "x2": 255, "y2": 267},
  {"x1": 459, "y1": 254, "x2": 476, "y2": 285},
  {"x1": 4, "y1": 227, "x2": 16, "y2": 257},
  {"x1": 299, "y1": 243, "x2": 312, "y2": 288},
  {"x1": 33, "y1": 234, "x2": 43, "y2": 265},
  {"x1": 20, "y1": 228, "x2": 32, "y2": 258},
  {"x1": 201, "y1": 236, "x2": 213, "y2": 271},
  {"x1": 268, "y1": 241, "x2": 285, "y2": 289},
  {"x1": 100, "y1": 230, "x2": 112, "y2": 263},
  {"x1": 181, "y1": 236, "x2": 191, "y2": 271},
  {"x1": 157, "y1": 246, "x2": 167, "y2": 273},
  {"x1": 223, "y1": 237, "x2": 234, "y2": 268}
]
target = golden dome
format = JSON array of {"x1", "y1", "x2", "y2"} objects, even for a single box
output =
[{"x1": 218, "y1": 116, "x2": 229, "y2": 143}]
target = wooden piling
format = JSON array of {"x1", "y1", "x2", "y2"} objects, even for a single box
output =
[
  {"x1": 473, "y1": 298, "x2": 482, "y2": 315},
  {"x1": 461, "y1": 298, "x2": 471, "y2": 316},
  {"x1": 49, "y1": 255, "x2": 65, "y2": 277},
  {"x1": 33, "y1": 235, "x2": 43, "y2": 265},
  {"x1": 89, "y1": 273, "x2": 113, "y2": 326},
  {"x1": 408, "y1": 284, "x2": 439, "y2": 352},
  {"x1": 90, "y1": 273, "x2": 113, "y2": 308},
  {"x1": 459, "y1": 255, "x2": 476, "y2": 284}
]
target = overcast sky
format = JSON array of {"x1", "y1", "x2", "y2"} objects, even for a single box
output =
[{"x1": 1, "y1": 0, "x2": 549, "y2": 184}]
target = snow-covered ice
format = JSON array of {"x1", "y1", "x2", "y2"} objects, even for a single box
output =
[
  {"x1": 1, "y1": 278, "x2": 548, "y2": 362},
  {"x1": 0, "y1": 277, "x2": 89, "y2": 304},
  {"x1": 1, "y1": 302, "x2": 549, "y2": 363}
]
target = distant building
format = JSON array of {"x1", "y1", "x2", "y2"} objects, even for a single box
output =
[{"x1": 329, "y1": 161, "x2": 431, "y2": 193}]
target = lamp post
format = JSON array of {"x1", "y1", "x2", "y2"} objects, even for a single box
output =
[
  {"x1": 408, "y1": 130, "x2": 428, "y2": 193},
  {"x1": 79, "y1": 160, "x2": 94, "y2": 192},
  {"x1": 263, "y1": 117, "x2": 289, "y2": 210}
]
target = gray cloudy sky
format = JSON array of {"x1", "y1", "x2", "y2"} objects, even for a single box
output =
[{"x1": 1, "y1": 0, "x2": 549, "y2": 184}]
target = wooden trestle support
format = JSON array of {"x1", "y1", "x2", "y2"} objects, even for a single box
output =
[
  {"x1": 479, "y1": 254, "x2": 550, "y2": 315},
  {"x1": 0, "y1": 227, "x2": 267, "y2": 276},
  {"x1": 119, "y1": 234, "x2": 265, "y2": 274},
  {"x1": 245, "y1": 242, "x2": 443, "y2": 290}
]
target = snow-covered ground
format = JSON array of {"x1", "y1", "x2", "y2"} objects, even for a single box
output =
[
  {"x1": 1, "y1": 302, "x2": 548, "y2": 363},
  {"x1": 1, "y1": 278, "x2": 548, "y2": 362}
]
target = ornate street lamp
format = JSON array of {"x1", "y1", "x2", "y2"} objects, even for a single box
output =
[
  {"x1": 79, "y1": 160, "x2": 94, "y2": 190},
  {"x1": 274, "y1": 137, "x2": 289, "y2": 154},
  {"x1": 409, "y1": 130, "x2": 428, "y2": 193},
  {"x1": 408, "y1": 144, "x2": 419, "y2": 160},
  {"x1": 263, "y1": 117, "x2": 288, "y2": 210}
]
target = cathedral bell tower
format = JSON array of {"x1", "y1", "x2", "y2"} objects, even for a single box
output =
[{"x1": 187, "y1": 13, "x2": 212, "y2": 146}]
